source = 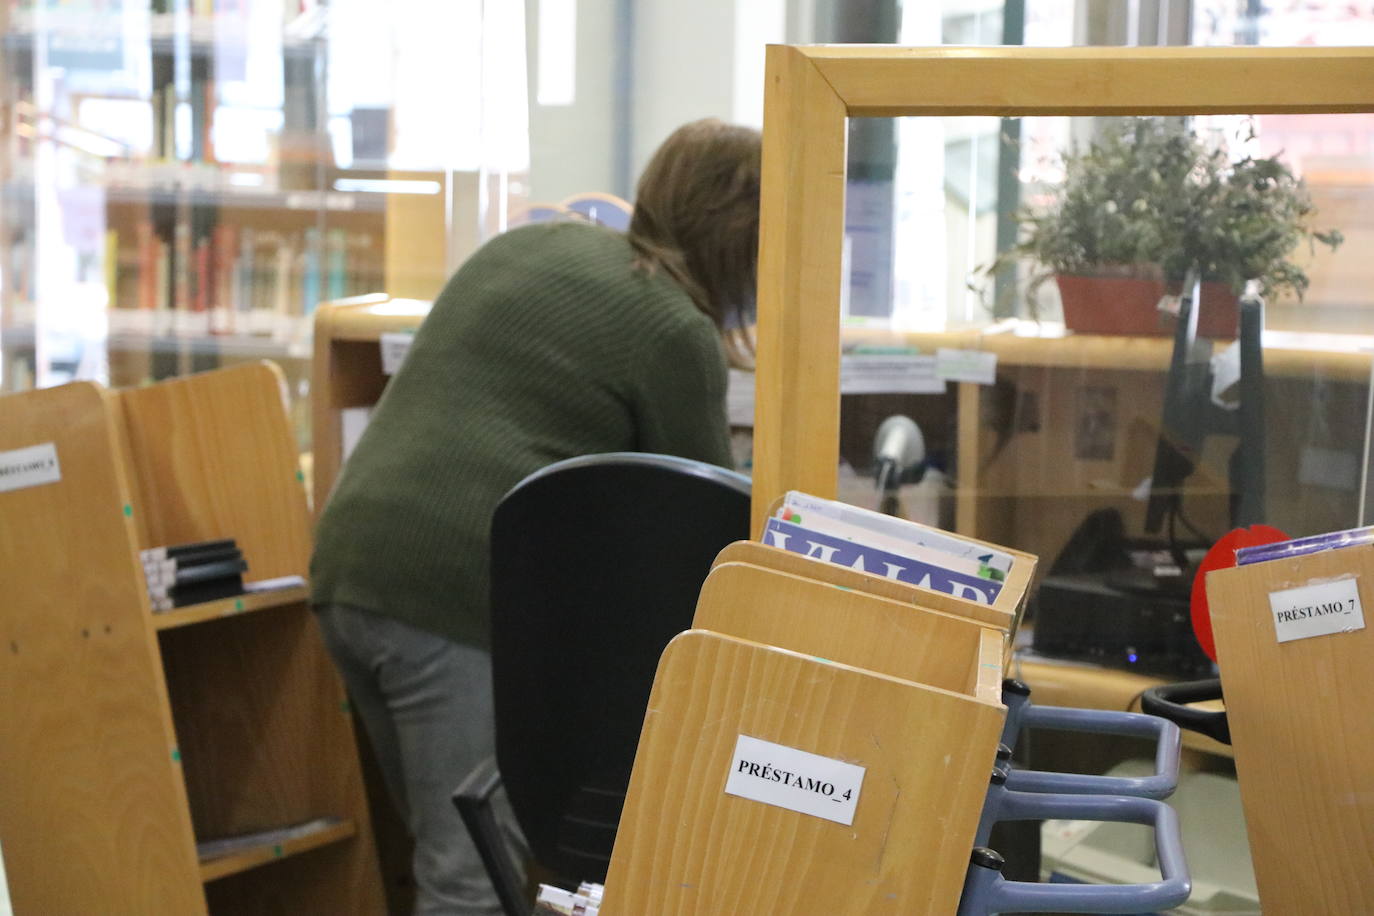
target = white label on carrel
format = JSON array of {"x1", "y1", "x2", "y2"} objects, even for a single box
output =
[
  {"x1": 724, "y1": 734, "x2": 865, "y2": 826},
  {"x1": 1269, "y1": 577, "x2": 1365, "y2": 644},
  {"x1": 0, "y1": 443, "x2": 61, "y2": 494}
]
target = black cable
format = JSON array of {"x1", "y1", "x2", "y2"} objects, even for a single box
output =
[
  {"x1": 1174, "y1": 502, "x2": 1215, "y2": 547},
  {"x1": 1166, "y1": 504, "x2": 1190, "y2": 571}
]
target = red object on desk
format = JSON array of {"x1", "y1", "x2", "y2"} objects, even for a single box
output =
[{"x1": 1191, "y1": 525, "x2": 1289, "y2": 662}]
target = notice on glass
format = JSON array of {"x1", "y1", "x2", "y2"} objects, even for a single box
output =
[
  {"x1": 726, "y1": 368, "x2": 755, "y2": 427},
  {"x1": 723, "y1": 734, "x2": 865, "y2": 826},
  {"x1": 1268, "y1": 577, "x2": 1365, "y2": 644},
  {"x1": 841, "y1": 352, "x2": 944, "y2": 394},
  {"x1": 0, "y1": 443, "x2": 61, "y2": 495},
  {"x1": 936, "y1": 348, "x2": 998, "y2": 385}
]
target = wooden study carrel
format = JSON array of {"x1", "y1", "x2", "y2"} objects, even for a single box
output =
[
  {"x1": 0, "y1": 362, "x2": 383, "y2": 913},
  {"x1": 600, "y1": 43, "x2": 1374, "y2": 914}
]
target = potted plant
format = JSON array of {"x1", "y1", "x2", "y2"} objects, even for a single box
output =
[{"x1": 1002, "y1": 119, "x2": 1342, "y2": 337}]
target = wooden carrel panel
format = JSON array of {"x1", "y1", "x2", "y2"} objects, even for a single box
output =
[
  {"x1": 601, "y1": 630, "x2": 1004, "y2": 914},
  {"x1": 695, "y1": 561, "x2": 1006, "y2": 697},
  {"x1": 0, "y1": 382, "x2": 206, "y2": 914},
  {"x1": 1207, "y1": 547, "x2": 1374, "y2": 913},
  {"x1": 116, "y1": 361, "x2": 311, "y2": 581},
  {"x1": 713, "y1": 540, "x2": 1016, "y2": 632}
]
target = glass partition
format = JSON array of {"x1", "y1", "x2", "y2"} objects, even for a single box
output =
[
  {"x1": 0, "y1": 0, "x2": 528, "y2": 450},
  {"x1": 825, "y1": 113, "x2": 1374, "y2": 575}
]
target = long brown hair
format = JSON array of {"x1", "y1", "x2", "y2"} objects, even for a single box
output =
[{"x1": 627, "y1": 118, "x2": 761, "y2": 366}]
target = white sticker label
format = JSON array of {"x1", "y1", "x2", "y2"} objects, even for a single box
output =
[
  {"x1": 1268, "y1": 577, "x2": 1365, "y2": 644},
  {"x1": 723, "y1": 734, "x2": 865, "y2": 826},
  {"x1": 0, "y1": 443, "x2": 61, "y2": 494},
  {"x1": 936, "y1": 348, "x2": 998, "y2": 385},
  {"x1": 380, "y1": 332, "x2": 414, "y2": 375},
  {"x1": 726, "y1": 368, "x2": 755, "y2": 427}
]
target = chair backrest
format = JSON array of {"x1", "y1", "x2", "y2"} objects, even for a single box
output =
[{"x1": 488, "y1": 452, "x2": 751, "y2": 885}]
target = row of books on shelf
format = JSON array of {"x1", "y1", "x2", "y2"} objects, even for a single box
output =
[
  {"x1": 140, "y1": 538, "x2": 247, "y2": 612},
  {"x1": 139, "y1": 536, "x2": 305, "y2": 613},
  {"x1": 109, "y1": 222, "x2": 381, "y2": 321}
]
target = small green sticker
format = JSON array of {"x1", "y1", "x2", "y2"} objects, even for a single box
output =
[
  {"x1": 171, "y1": 748, "x2": 181, "y2": 762},
  {"x1": 296, "y1": 470, "x2": 305, "y2": 482},
  {"x1": 272, "y1": 844, "x2": 284, "y2": 858},
  {"x1": 123, "y1": 504, "x2": 132, "y2": 516},
  {"x1": 235, "y1": 599, "x2": 245, "y2": 612}
]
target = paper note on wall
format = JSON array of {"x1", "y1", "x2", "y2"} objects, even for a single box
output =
[
  {"x1": 936, "y1": 348, "x2": 997, "y2": 385},
  {"x1": 341, "y1": 407, "x2": 374, "y2": 463},
  {"x1": 380, "y1": 332, "x2": 414, "y2": 375}
]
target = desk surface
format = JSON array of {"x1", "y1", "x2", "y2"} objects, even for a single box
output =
[
  {"x1": 848, "y1": 320, "x2": 1374, "y2": 382},
  {"x1": 318, "y1": 297, "x2": 1374, "y2": 383},
  {"x1": 318, "y1": 294, "x2": 433, "y2": 341}
]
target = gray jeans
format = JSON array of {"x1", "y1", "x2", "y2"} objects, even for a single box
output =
[{"x1": 317, "y1": 603, "x2": 526, "y2": 915}]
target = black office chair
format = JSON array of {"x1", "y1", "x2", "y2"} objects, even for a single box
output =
[{"x1": 453, "y1": 452, "x2": 751, "y2": 915}]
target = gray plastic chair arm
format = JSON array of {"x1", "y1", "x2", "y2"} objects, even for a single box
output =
[
  {"x1": 959, "y1": 793, "x2": 1191, "y2": 915},
  {"x1": 1005, "y1": 705, "x2": 1181, "y2": 800}
]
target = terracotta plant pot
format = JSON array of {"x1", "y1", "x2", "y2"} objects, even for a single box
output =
[{"x1": 1056, "y1": 274, "x2": 1239, "y2": 339}]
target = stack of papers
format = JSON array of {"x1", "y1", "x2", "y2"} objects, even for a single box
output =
[{"x1": 534, "y1": 882, "x2": 602, "y2": 915}]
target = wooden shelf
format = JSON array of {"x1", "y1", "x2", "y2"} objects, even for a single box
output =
[
  {"x1": 199, "y1": 818, "x2": 357, "y2": 883},
  {"x1": 151, "y1": 583, "x2": 310, "y2": 632},
  {"x1": 0, "y1": 364, "x2": 383, "y2": 913}
]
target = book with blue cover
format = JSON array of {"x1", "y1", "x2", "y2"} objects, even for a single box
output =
[
  {"x1": 1236, "y1": 525, "x2": 1374, "y2": 566},
  {"x1": 761, "y1": 516, "x2": 1004, "y2": 605},
  {"x1": 779, "y1": 490, "x2": 1015, "y2": 578}
]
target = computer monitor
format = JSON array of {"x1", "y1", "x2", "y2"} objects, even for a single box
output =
[{"x1": 1142, "y1": 273, "x2": 1266, "y2": 555}]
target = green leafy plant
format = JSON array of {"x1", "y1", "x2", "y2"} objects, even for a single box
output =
[{"x1": 1004, "y1": 118, "x2": 1342, "y2": 302}]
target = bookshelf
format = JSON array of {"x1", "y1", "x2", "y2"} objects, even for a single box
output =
[
  {"x1": 0, "y1": 1, "x2": 389, "y2": 451},
  {"x1": 1, "y1": 0, "x2": 530, "y2": 459},
  {"x1": 0, "y1": 360, "x2": 384, "y2": 913}
]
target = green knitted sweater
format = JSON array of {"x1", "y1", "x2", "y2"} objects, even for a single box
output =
[{"x1": 310, "y1": 221, "x2": 734, "y2": 648}]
